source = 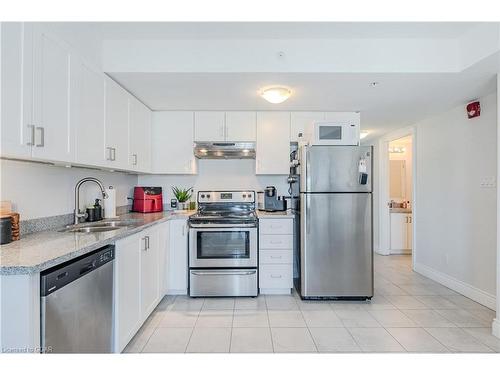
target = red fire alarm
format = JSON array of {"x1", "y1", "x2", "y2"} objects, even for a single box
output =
[{"x1": 466, "y1": 101, "x2": 481, "y2": 119}]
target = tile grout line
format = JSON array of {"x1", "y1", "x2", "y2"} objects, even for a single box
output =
[
  {"x1": 184, "y1": 299, "x2": 203, "y2": 353},
  {"x1": 298, "y1": 307, "x2": 319, "y2": 353}
]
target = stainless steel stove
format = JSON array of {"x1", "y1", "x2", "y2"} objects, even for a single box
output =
[{"x1": 188, "y1": 191, "x2": 258, "y2": 297}]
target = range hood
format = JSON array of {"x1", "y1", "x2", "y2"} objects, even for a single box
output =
[{"x1": 194, "y1": 142, "x2": 256, "y2": 159}]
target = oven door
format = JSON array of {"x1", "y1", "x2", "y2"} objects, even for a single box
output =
[{"x1": 189, "y1": 225, "x2": 257, "y2": 268}]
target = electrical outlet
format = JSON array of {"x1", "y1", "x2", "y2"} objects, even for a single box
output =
[{"x1": 479, "y1": 176, "x2": 496, "y2": 188}]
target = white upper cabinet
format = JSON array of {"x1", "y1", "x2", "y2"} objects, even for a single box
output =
[
  {"x1": 256, "y1": 112, "x2": 291, "y2": 175},
  {"x1": 129, "y1": 96, "x2": 152, "y2": 172},
  {"x1": 290, "y1": 112, "x2": 325, "y2": 142},
  {"x1": 75, "y1": 61, "x2": 106, "y2": 167},
  {"x1": 105, "y1": 76, "x2": 129, "y2": 169},
  {"x1": 194, "y1": 111, "x2": 225, "y2": 142},
  {"x1": 31, "y1": 25, "x2": 75, "y2": 163},
  {"x1": 225, "y1": 111, "x2": 256, "y2": 142},
  {"x1": 152, "y1": 111, "x2": 197, "y2": 174},
  {"x1": 0, "y1": 23, "x2": 33, "y2": 159}
]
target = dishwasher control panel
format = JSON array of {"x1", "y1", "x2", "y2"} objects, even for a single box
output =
[{"x1": 40, "y1": 245, "x2": 115, "y2": 297}]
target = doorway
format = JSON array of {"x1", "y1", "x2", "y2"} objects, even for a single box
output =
[{"x1": 377, "y1": 127, "x2": 416, "y2": 268}]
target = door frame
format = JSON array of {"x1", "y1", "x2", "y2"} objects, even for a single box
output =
[{"x1": 376, "y1": 126, "x2": 417, "y2": 267}]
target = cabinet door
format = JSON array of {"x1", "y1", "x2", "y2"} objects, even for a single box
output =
[
  {"x1": 141, "y1": 229, "x2": 160, "y2": 319},
  {"x1": 105, "y1": 76, "x2": 129, "y2": 169},
  {"x1": 225, "y1": 111, "x2": 256, "y2": 141},
  {"x1": 390, "y1": 213, "x2": 408, "y2": 250},
  {"x1": 152, "y1": 111, "x2": 197, "y2": 174},
  {"x1": 114, "y1": 233, "x2": 142, "y2": 352},
  {"x1": 75, "y1": 61, "x2": 106, "y2": 167},
  {"x1": 166, "y1": 219, "x2": 188, "y2": 294},
  {"x1": 290, "y1": 112, "x2": 325, "y2": 142},
  {"x1": 0, "y1": 22, "x2": 33, "y2": 158},
  {"x1": 31, "y1": 26, "x2": 75, "y2": 162},
  {"x1": 256, "y1": 112, "x2": 291, "y2": 175},
  {"x1": 129, "y1": 96, "x2": 152, "y2": 172},
  {"x1": 406, "y1": 214, "x2": 413, "y2": 250},
  {"x1": 194, "y1": 111, "x2": 225, "y2": 141},
  {"x1": 157, "y1": 222, "x2": 169, "y2": 297}
]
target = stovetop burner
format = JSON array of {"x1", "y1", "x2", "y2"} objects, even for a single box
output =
[{"x1": 189, "y1": 190, "x2": 257, "y2": 226}]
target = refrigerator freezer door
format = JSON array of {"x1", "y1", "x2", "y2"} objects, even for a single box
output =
[
  {"x1": 300, "y1": 145, "x2": 372, "y2": 193},
  {"x1": 300, "y1": 192, "x2": 373, "y2": 298}
]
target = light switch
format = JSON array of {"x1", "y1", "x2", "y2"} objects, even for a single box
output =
[{"x1": 479, "y1": 176, "x2": 496, "y2": 188}]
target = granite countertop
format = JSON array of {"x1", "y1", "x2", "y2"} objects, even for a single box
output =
[
  {"x1": 0, "y1": 210, "x2": 194, "y2": 276},
  {"x1": 390, "y1": 208, "x2": 412, "y2": 214},
  {"x1": 257, "y1": 209, "x2": 295, "y2": 219}
]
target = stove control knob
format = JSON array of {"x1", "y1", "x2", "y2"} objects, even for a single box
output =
[
  {"x1": 207, "y1": 194, "x2": 211, "y2": 198},
  {"x1": 201, "y1": 194, "x2": 205, "y2": 199},
  {"x1": 242, "y1": 194, "x2": 246, "y2": 198}
]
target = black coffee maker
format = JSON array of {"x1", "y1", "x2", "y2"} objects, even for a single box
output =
[{"x1": 260, "y1": 186, "x2": 287, "y2": 212}]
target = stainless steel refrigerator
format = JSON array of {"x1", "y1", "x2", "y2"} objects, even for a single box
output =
[{"x1": 298, "y1": 145, "x2": 373, "y2": 299}]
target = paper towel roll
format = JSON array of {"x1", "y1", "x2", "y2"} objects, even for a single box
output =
[{"x1": 103, "y1": 186, "x2": 117, "y2": 218}]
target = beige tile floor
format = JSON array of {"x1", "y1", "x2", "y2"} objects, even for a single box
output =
[{"x1": 124, "y1": 254, "x2": 500, "y2": 353}]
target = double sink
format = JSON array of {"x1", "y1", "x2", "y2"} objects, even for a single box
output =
[{"x1": 60, "y1": 219, "x2": 145, "y2": 233}]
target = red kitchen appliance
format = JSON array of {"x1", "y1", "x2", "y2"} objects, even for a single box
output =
[{"x1": 132, "y1": 187, "x2": 163, "y2": 213}]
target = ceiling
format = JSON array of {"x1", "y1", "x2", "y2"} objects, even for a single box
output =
[
  {"x1": 92, "y1": 22, "x2": 481, "y2": 40},
  {"x1": 110, "y1": 52, "x2": 499, "y2": 141}
]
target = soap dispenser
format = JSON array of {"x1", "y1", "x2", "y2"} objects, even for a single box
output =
[{"x1": 94, "y1": 199, "x2": 103, "y2": 221}]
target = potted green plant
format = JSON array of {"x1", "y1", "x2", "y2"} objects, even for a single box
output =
[{"x1": 172, "y1": 186, "x2": 193, "y2": 210}]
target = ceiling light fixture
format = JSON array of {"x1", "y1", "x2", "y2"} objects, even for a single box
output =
[
  {"x1": 260, "y1": 86, "x2": 292, "y2": 104},
  {"x1": 360, "y1": 131, "x2": 369, "y2": 139},
  {"x1": 389, "y1": 146, "x2": 406, "y2": 153}
]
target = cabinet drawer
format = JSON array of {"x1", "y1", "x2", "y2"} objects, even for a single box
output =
[
  {"x1": 259, "y1": 219, "x2": 293, "y2": 235},
  {"x1": 259, "y1": 234, "x2": 293, "y2": 249},
  {"x1": 259, "y1": 264, "x2": 293, "y2": 289},
  {"x1": 259, "y1": 250, "x2": 293, "y2": 264}
]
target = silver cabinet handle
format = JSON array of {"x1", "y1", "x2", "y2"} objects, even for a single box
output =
[
  {"x1": 270, "y1": 256, "x2": 282, "y2": 259},
  {"x1": 106, "y1": 147, "x2": 113, "y2": 161},
  {"x1": 111, "y1": 148, "x2": 116, "y2": 161},
  {"x1": 270, "y1": 240, "x2": 282, "y2": 244},
  {"x1": 27, "y1": 125, "x2": 35, "y2": 146},
  {"x1": 142, "y1": 237, "x2": 147, "y2": 251},
  {"x1": 146, "y1": 235, "x2": 150, "y2": 250},
  {"x1": 36, "y1": 127, "x2": 44, "y2": 147},
  {"x1": 192, "y1": 270, "x2": 256, "y2": 276},
  {"x1": 270, "y1": 274, "x2": 282, "y2": 279},
  {"x1": 132, "y1": 154, "x2": 138, "y2": 166},
  {"x1": 409, "y1": 216, "x2": 412, "y2": 224}
]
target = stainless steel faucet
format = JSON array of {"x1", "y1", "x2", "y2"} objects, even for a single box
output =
[{"x1": 74, "y1": 177, "x2": 108, "y2": 225}]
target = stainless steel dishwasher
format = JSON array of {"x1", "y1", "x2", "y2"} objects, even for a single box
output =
[{"x1": 40, "y1": 245, "x2": 115, "y2": 353}]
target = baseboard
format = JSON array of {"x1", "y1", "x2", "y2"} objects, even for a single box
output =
[
  {"x1": 492, "y1": 319, "x2": 500, "y2": 338},
  {"x1": 375, "y1": 247, "x2": 390, "y2": 256},
  {"x1": 390, "y1": 249, "x2": 412, "y2": 255},
  {"x1": 166, "y1": 289, "x2": 187, "y2": 295},
  {"x1": 414, "y1": 262, "x2": 496, "y2": 310}
]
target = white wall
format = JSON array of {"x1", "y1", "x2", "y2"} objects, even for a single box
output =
[
  {"x1": 139, "y1": 159, "x2": 290, "y2": 206},
  {"x1": 413, "y1": 92, "x2": 497, "y2": 306},
  {"x1": 0, "y1": 160, "x2": 137, "y2": 220}
]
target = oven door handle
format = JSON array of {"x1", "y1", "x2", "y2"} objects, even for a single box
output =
[
  {"x1": 189, "y1": 223, "x2": 257, "y2": 228},
  {"x1": 191, "y1": 270, "x2": 257, "y2": 276}
]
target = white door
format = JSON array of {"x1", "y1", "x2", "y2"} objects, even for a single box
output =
[
  {"x1": 114, "y1": 233, "x2": 141, "y2": 353},
  {"x1": 225, "y1": 111, "x2": 256, "y2": 141},
  {"x1": 194, "y1": 111, "x2": 225, "y2": 141},
  {"x1": 157, "y1": 222, "x2": 169, "y2": 297},
  {"x1": 75, "y1": 61, "x2": 106, "y2": 167},
  {"x1": 105, "y1": 76, "x2": 129, "y2": 169},
  {"x1": 31, "y1": 26, "x2": 75, "y2": 162},
  {"x1": 256, "y1": 112, "x2": 291, "y2": 175},
  {"x1": 129, "y1": 96, "x2": 151, "y2": 172},
  {"x1": 166, "y1": 219, "x2": 188, "y2": 294},
  {"x1": 141, "y1": 229, "x2": 160, "y2": 319},
  {"x1": 0, "y1": 22, "x2": 33, "y2": 158},
  {"x1": 152, "y1": 111, "x2": 197, "y2": 174},
  {"x1": 290, "y1": 112, "x2": 325, "y2": 142}
]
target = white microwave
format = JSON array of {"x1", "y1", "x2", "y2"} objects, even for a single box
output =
[{"x1": 304, "y1": 113, "x2": 360, "y2": 146}]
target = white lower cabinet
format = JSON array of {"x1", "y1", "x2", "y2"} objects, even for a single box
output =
[
  {"x1": 114, "y1": 221, "x2": 169, "y2": 353},
  {"x1": 166, "y1": 218, "x2": 189, "y2": 294},
  {"x1": 390, "y1": 212, "x2": 413, "y2": 253},
  {"x1": 258, "y1": 216, "x2": 294, "y2": 294},
  {"x1": 114, "y1": 232, "x2": 142, "y2": 353}
]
